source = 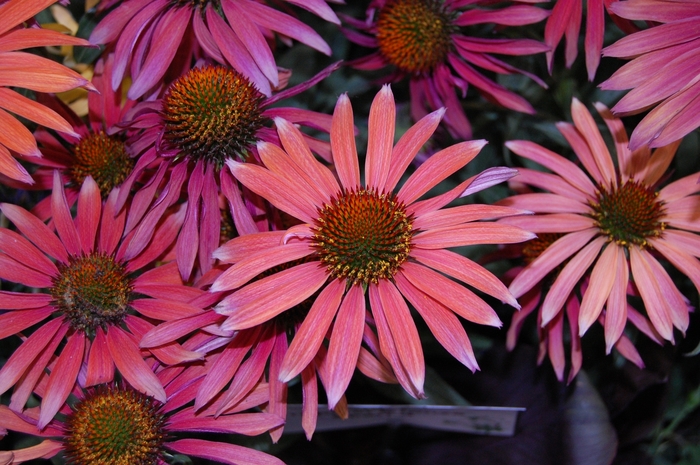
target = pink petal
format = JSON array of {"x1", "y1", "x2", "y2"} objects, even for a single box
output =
[
  {"x1": 106, "y1": 327, "x2": 166, "y2": 402},
  {"x1": 0, "y1": 306, "x2": 52, "y2": 340},
  {"x1": 400, "y1": 263, "x2": 501, "y2": 327},
  {"x1": 0, "y1": 106, "x2": 40, "y2": 158},
  {"x1": 139, "y1": 310, "x2": 221, "y2": 348},
  {"x1": 167, "y1": 438, "x2": 285, "y2": 465},
  {"x1": 325, "y1": 284, "x2": 365, "y2": 409},
  {"x1": 540, "y1": 236, "x2": 606, "y2": 326},
  {"x1": 412, "y1": 222, "x2": 535, "y2": 249},
  {"x1": 499, "y1": 213, "x2": 595, "y2": 233},
  {"x1": 0, "y1": 144, "x2": 32, "y2": 183},
  {"x1": 50, "y1": 170, "x2": 80, "y2": 256},
  {"x1": 395, "y1": 272, "x2": 478, "y2": 371},
  {"x1": 214, "y1": 231, "x2": 286, "y2": 263},
  {"x1": 217, "y1": 262, "x2": 328, "y2": 330},
  {"x1": 330, "y1": 93, "x2": 360, "y2": 189},
  {"x1": 578, "y1": 243, "x2": 619, "y2": 335},
  {"x1": 130, "y1": 298, "x2": 205, "y2": 321},
  {"x1": 603, "y1": 247, "x2": 629, "y2": 354},
  {"x1": 0, "y1": 88, "x2": 76, "y2": 136},
  {"x1": 38, "y1": 331, "x2": 85, "y2": 429},
  {"x1": 651, "y1": 237, "x2": 700, "y2": 296},
  {"x1": 571, "y1": 98, "x2": 617, "y2": 188},
  {"x1": 509, "y1": 228, "x2": 598, "y2": 298},
  {"x1": 629, "y1": 247, "x2": 675, "y2": 341},
  {"x1": 0, "y1": 229, "x2": 57, "y2": 278},
  {"x1": 410, "y1": 247, "x2": 518, "y2": 308},
  {"x1": 76, "y1": 176, "x2": 101, "y2": 254},
  {"x1": 414, "y1": 204, "x2": 529, "y2": 230},
  {"x1": 398, "y1": 140, "x2": 487, "y2": 204},
  {"x1": 556, "y1": 121, "x2": 604, "y2": 184},
  {"x1": 0, "y1": 0, "x2": 59, "y2": 36},
  {"x1": 84, "y1": 328, "x2": 114, "y2": 387},
  {"x1": 640, "y1": 248, "x2": 690, "y2": 334},
  {"x1": 169, "y1": 409, "x2": 284, "y2": 435},
  {"x1": 584, "y1": 0, "x2": 604, "y2": 80},
  {"x1": 278, "y1": 278, "x2": 345, "y2": 382},
  {"x1": 301, "y1": 364, "x2": 319, "y2": 440},
  {"x1": 365, "y1": 85, "x2": 395, "y2": 192}
]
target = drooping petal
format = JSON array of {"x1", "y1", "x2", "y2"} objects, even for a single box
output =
[
  {"x1": 106, "y1": 327, "x2": 166, "y2": 402},
  {"x1": 629, "y1": 247, "x2": 675, "y2": 342},
  {"x1": 167, "y1": 439, "x2": 285, "y2": 465},
  {"x1": 578, "y1": 243, "x2": 619, "y2": 335}
]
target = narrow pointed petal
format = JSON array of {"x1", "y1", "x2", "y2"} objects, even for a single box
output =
[
  {"x1": 301, "y1": 365, "x2": 319, "y2": 440},
  {"x1": 167, "y1": 439, "x2": 286, "y2": 465},
  {"x1": 84, "y1": 328, "x2": 115, "y2": 387},
  {"x1": 278, "y1": 278, "x2": 345, "y2": 382},
  {"x1": 51, "y1": 170, "x2": 80, "y2": 256},
  {"x1": 398, "y1": 140, "x2": 487, "y2": 204},
  {"x1": 0, "y1": 106, "x2": 41, "y2": 157},
  {"x1": 365, "y1": 85, "x2": 395, "y2": 192},
  {"x1": 413, "y1": 222, "x2": 535, "y2": 249},
  {"x1": 629, "y1": 247, "x2": 675, "y2": 342},
  {"x1": 0, "y1": 0, "x2": 59, "y2": 36},
  {"x1": 541, "y1": 236, "x2": 606, "y2": 326},
  {"x1": 0, "y1": 144, "x2": 33, "y2": 183},
  {"x1": 76, "y1": 176, "x2": 101, "y2": 254},
  {"x1": 325, "y1": 284, "x2": 365, "y2": 409},
  {"x1": 216, "y1": 262, "x2": 328, "y2": 330},
  {"x1": 604, "y1": 248, "x2": 629, "y2": 354},
  {"x1": 578, "y1": 244, "x2": 619, "y2": 335},
  {"x1": 106, "y1": 327, "x2": 166, "y2": 402},
  {"x1": 330, "y1": 93, "x2": 360, "y2": 189},
  {"x1": 38, "y1": 332, "x2": 85, "y2": 429}
]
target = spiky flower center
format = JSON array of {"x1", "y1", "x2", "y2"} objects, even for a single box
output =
[
  {"x1": 51, "y1": 254, "x2": 132, "y2": 334},
  {"x1": 376, "y1": 0, "x2": 456, "y2": 74},
  {"x1": 63, "y1": 385, "x2": 166, "y2": 465},
  {"x1": 313, "y1": 188, "x2": 414, "y2": 285},
  {"x1": 71, "y1": 132, "x2": 134, "y2": 196},
  {"x1": 591, "y1": 180, "x2": 665, "y2": 247},
  {"x1": 161, "y1": 65, "x2": 266, "y2": 167}
]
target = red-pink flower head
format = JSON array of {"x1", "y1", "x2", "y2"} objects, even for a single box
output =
[
  {"x1": 0, "y1": 172, "x2": 207, "y2": 429},
  {"x1": 214, "y1": 85, "x2": 535, "y2": 406},
  {"x1": 600, "y1": 0, "x2": 700, "y2": 150},
  {"x1": 342, "y1": 0, "x2": 550, "y2": 139},
  {"x1": 0, "y1": 0, "x2": 95, "y2": 183},
  {"x1": 499, "y1": 98, "x2": 699, "y2": 369},
  {"x1": 89, "y1": 0, "x2": 340, "y2": 99}
]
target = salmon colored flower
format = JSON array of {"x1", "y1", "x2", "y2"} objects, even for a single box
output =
[
  {"x1": 215, "y1": 85, "x2": 534, "y2": 403},
  {"x1": 499, "y1": 98, "x2": 699, "y2": 359},
  {"x1": 0, "y1": 0, "x2": 95, "y2": 183},
  {"x1": 0, "y1": 172, "x2": 207, "y2": 429},
  {"x1": 342, "y1": 0, "x2": 549, "y2": 139},
  {"x1": 89, "y1": 0, "x2": 340, "y2": 99},
  {"x1": 117, "y1": 62, "x2": 339, "y2": 281},
  {"x1": 0, "y1": 377, "x2": 284, "y2": 465},
  {"x1": 600, "y1": 0, "x2": 700, "y2": 150}
]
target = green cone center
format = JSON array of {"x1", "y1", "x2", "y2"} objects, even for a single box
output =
[
  {"x1": 591, "y1": 180, "x2": 665, "y2": 247},
  {"x1": 313, "y1": 188, "x2": 414, "y2": 285},
  {"x1": 63, "y1": 385, "x2": 166, "y2": 465},
  {"x1": 51, "y1": 253, "x2": 132, "y2": 333},
  {"x1": 161, "y1": 65, "x2": 266, "y2": 167}
]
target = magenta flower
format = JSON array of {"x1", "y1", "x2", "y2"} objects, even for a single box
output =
[
  {"x1": 342, "y1": 0, "x2": 549, "y2": 139},
  {"x1": 89, "y1": 0, "x2": 340, "y2": 99},
  {"x1": 0, "y1": 0, "x2": 94, "y2": 183},
  {"x1": 0, "y1": 377, "x2": 284, "y2": 465},
  {"x1": 117, "y1": 62, "x2": 338, "y2": 280},
  {"x1": 499, "y1": 98, "x2": 699, "y2": 360},
  {"x1": 214, "y1": 85, "x2": 534, "y2": 404},
  {"x1": 0, "y1": 172, "x2": 208, "y2": 429},
  {"x1": 600, "y1": 0, "x2": 700, "y2": 150}
]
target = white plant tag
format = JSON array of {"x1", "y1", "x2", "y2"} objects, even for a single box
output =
[{"x1": 284, "y1": 404, "x2": 524, "y2": 436}]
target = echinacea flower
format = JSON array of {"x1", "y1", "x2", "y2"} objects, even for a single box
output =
[
  {"x1": 499, "y1": 236, "x2": 663, "y2": 382},
  {"x1": 118, "y1": 61, "x2": 338, "y2": 280},
  {"x1": 8, "y1": 54, "x2": 137, "y2": 219},
  {"x1": 0, "y1": 378, "x2": 285, "y2": 465},
  {"x1": 0, "y1": 172, "x2": 207, "y2": 429},
  {"x1": 214, "y1": 85, "x2": 535, "y2": 404},
  {"x1": 89, "y1": 0, "x2": 340, "y2": 99},
  {"x1": 342, "y1": 0, "x2": 549, "y2": 139},
  {"x1": 600, "y1": 0, "x2": 700, "y2": 150},
  {"x1": 498, "y1": 98, "x2": 699, "y2": 360},
  {"x1": 0, "y1": 0, "x2": 95, "y2": 183}
]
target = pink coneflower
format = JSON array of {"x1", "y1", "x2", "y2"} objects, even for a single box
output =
[
  {"x1": 0, "y1": 0, "x2": 95, "y2": 183},
  {"x1": 600, "y1": 0, "x2": 700, "y2": 150},
  {"x1": 499, "y1": 98, "x2": 699, "y2": 359},
  {"x1": 0, "y1": 377, "x2": 285, "y2": 465},
  {"x1": 341, "y1": 0, "x2": 549, "y2": 139},
  {"x1": 501, "y1": 237, "x2": 663, "y2": 382},
  {"x1": 0, "y1": 171, "x2": 208, "y2": 429},
  {"x1": 214, "y1": 84, "x2": 535, "y2": 404},
  {"x1": 8, "y1": 54, "x2": 137, "y2": 219},
  {"x1": 89, "y1": 0, "x2": 340, "y2": 99},
  {"x1": 118, "y1": 62, "x2": 338, "y2": 280}
]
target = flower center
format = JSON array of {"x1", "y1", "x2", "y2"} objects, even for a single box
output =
[
  {"x1": 522, "y1": 233, "x2": 565, "y2": 264},
  {"x1": 51, "y1": 254, "x2": 132, "y2": 334},
  {"x1": 313, "y1": 188, "x2": 414, "y2": 285},
  {"x1": 63, "y1": 385, "x2": 166, "y2": 465},
  {"x1": 71, "y1": 132, "x2": 134, "y2": 197},
  {"x1": 161, "y1": 65, "x2": 266, "y2": 167},
  {"x1": 376, "y1": 0, "x2": 456, "y2": 74},
  {"x1": 591, "y1": 180, "x2": 665, "y2": 247}
]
